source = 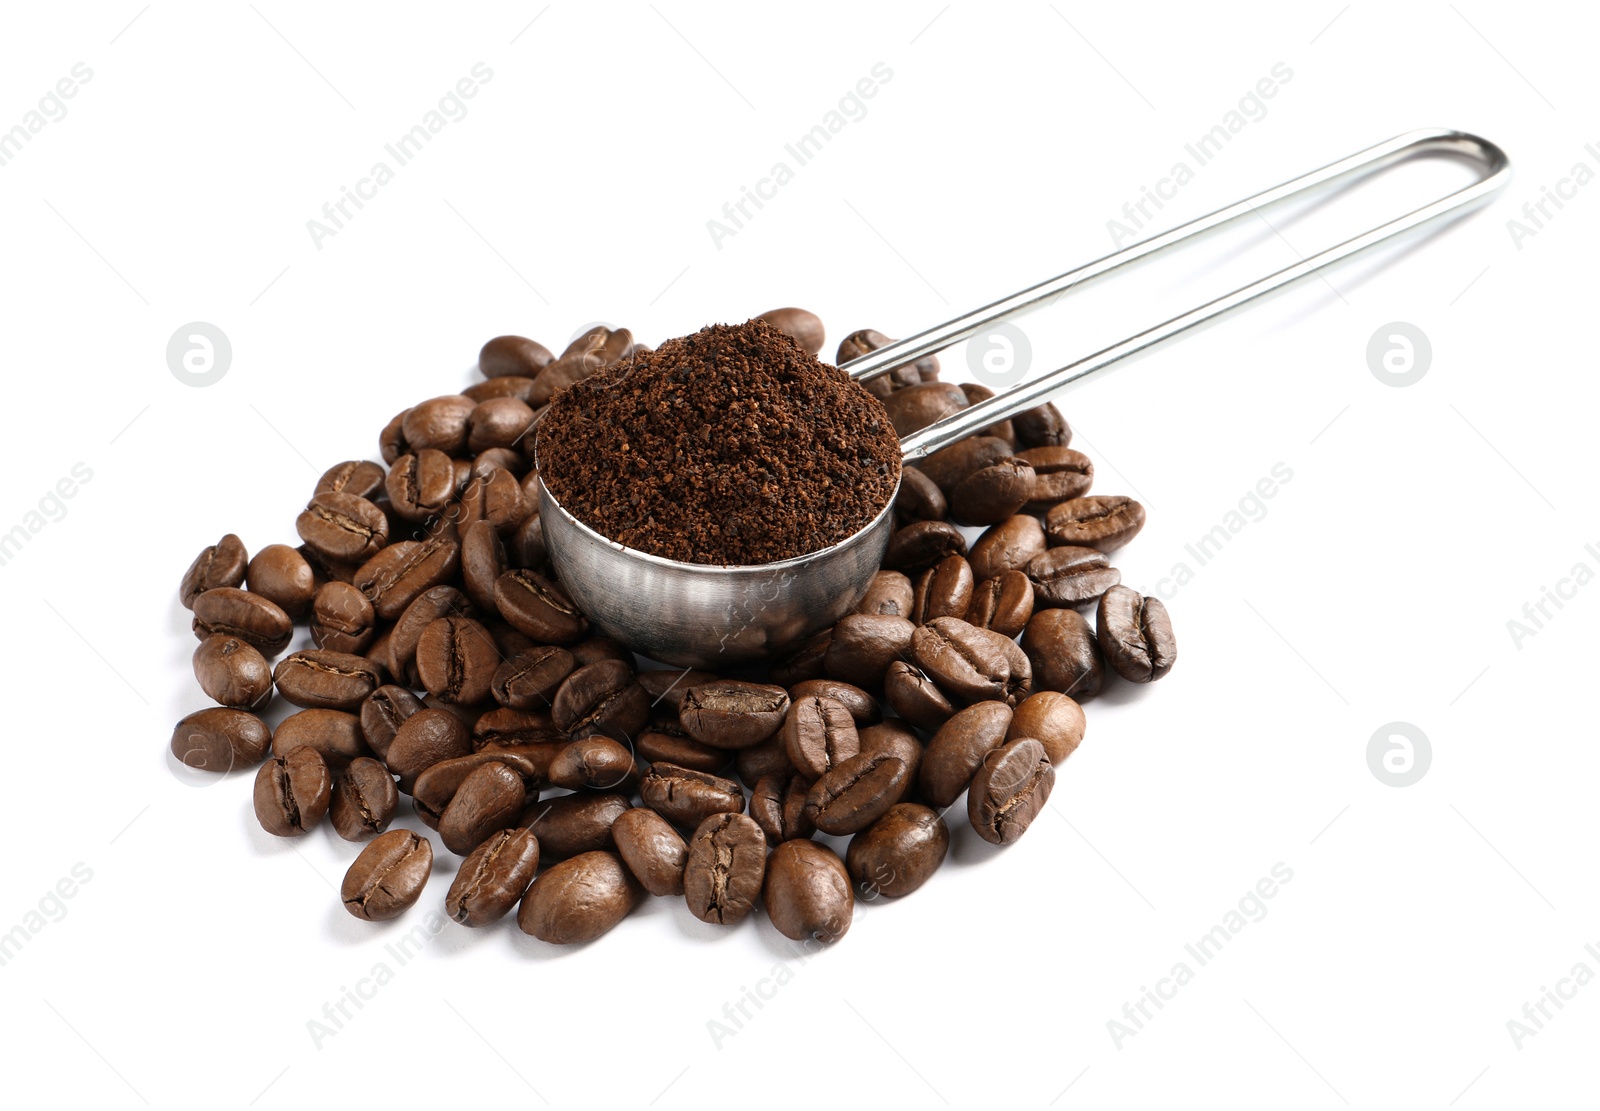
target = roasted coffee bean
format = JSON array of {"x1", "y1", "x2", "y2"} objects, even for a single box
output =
[
  {"x1": 494, "y1": 569, "x2": 587, "y2": 644},
  {"x1": 836, "y1": 328, "x2": 939, "y2": 395},
  {"x1": 354, "y1": 537, "x2": 461, "y2": 621},
  {"x1": 1021, "y1": 608, "x2": 1104, "y2": 697},
  {"x1": 636, "y1": 710, "x2": 728, "y2": 769},
  {"x1": 966, "y1": 571, "x2": 1034, "y2": 638},
  {"x1": 485, "y1": 619, "x2": 539, "y2": 660},
  {"x1": 466, "y1": 376, "x2": 539, "y2": 403},
  {"x1": 296, "y1": 492, "x2": 389, "y2": 563},
  {"x1": 473, "y1": 707, "x2": 566, "y2": 752},
  {"x1": 611, "y1": 808, "x2": 689, "y2": 897},
  {"x1": 894, "y1": 466, "x2": 947, "y2": 523},
  {"x1": 459, "y1": 519, "x2": 509, "y2": 613},
  {"x1": 1017, "y1": 446, "x2": 1093, "y2": 511},
  {"x1": 856, "y1": 570, "x2": 914, "y2": 617},
  {"x1": 968, "y1": 738, "x2": 1055, "y2": 845},
  {"x1": 456, "y1": 466, "x2": 530, "y2": 534},
  {"x1": 273, "y1": 649, "x2": 381, "y2": 711},
  {"x1": 330, "y1": 757, "x2": 398, "y2": 841},
  {"x1": 180, "y1": 534, "x2": 248, "y2": 609},
  {"x1": 386, "y1": 707, "x2": 472, "y2": 793},
  {"x1": 561, "y1": 324, "x2": 635, "y2": 364},
  {"x1": 640, "y1": 762, "x2": 745, "y2": 828},
  {"x1": 552, "y1": 659, "x2": 649, "y2": 741},
  {"x1": 245, "y1": 543, "x2": 317, "y2": 620},
  {"x1": 803, "y1": 751, "x2": 906, "y2": 836},
  {"x1": 734, "y1": 733, "x2": 796, "y2": 786},
  {"x1": 769, "y1": 629, "x2": 831, "y2": 686},
  {"x1": 402, "y1": 395, "x2": 476, "y2": 456},
  {"x1": 272, "y1": 709, "x2": 368, "y2": 765},
  {"x1": 447, "y1": 828, "x2": 541, "y2": 926},
  {"x1": 882, "y1": 659, "x2": 957, "y2": 732},
  {"x1": 253, "y1": 747, "x2": 332, "y2": 837},
  {"x1": 1009, "y1": 691, "x2": 1086, "y2": 765},
  {"x1": 846, "y1": 803, "x2": 949, "y2": 899},
  {"x1": 636, "y1": 668, "x2": 716, "y2": 710},
  {"x1": 412, "y1": 752, "x2": 540, "y2": 827},
  {"x1": 912, "y1": 555, "x2": 975, "y2": 625},
  {"x1": 474, "y1": 446, "x2": 528, "y2": 477},
  {"x1": 342, "y1": 829, "x2": 433, "y2": 920},
  {"x1": 297, "y1": 542, "x2": 359, "y2": 589},
  {"x1": 379, "y1": 408, "x2": 410, "y2": 464},
  {"x1": 467, "y1": 397, "x2": 537, "y2": 453},
  {"x1": 170, "y1": 708, "x2": 271, "y2": 773},
  {"x1": 383, "y1": 449, "x2": 454, "y2": 522},
  {"x1": 360, "y1": 685, "x2": 424, "y2": 760},
  {"x1": 569, "y1": 635, "x2": 632, "y2": 668},
  {"x1": 1025, "y1": 545, "x2": 1121, "y2": 609},
  {"x1": 948, "y1": 458, "x2": 1034, "y2": 526},
  {"x1": 679, "y1": 680, "x2": 789, "y2": 749},
  {"x1": 883, "y1": 520, "x2": 967, "y2": 573},
  {"x1": 969, "y1": 515, "x2": 1047, "y2": 582},
  {"x1": 549, "y1": 736, "x2": 638, "y2": 791},
  {"x1": 520, "y1": 791, "x2": 629, "y2": 860},
  {"x1": 683, "y1": 813, "x2": 767, "y2": 925},
  {"x1": 823, "y1": 614, "x2": 914, "y2": 688},
  {"x1": 310, "y1": 581, "x2": 376, "y2": 654},
  {"x1": 1096, "y1": 585, "x2": 1176, "y2": 682},
  {"x1": 920, "y1": 701, "x2": 1012, "y2": 807},
  {"x1": 915, "y1": 435, "x2": 1014, "y2": 494},
  {"x1": 388, "y1": 585, "x2": 473, "y2": 686},
  {"x1": 480, "y1": 334, "x2": 554, "y2": 378},
  {"x1": 316, "y1": 460, "x2": 387, "y2": 501},
  {"x1": 415, "y1": 615, "x2": 500, "y2": 706},
  {"x1": 960, "y1": 381, "x2": 1017, "y2": 442},
  {"x1": 764, "y1": 840, "x2": 853, "y2": 943},
  {"x1": 191, "y1": 587, "x2": 293, "y2": 657},
  {"x1": 491, "y1": 646, "x2": 575, "y2": 710},
  {"x1": 882, "y1": 381, "x2": 967, "y2": 437},
  {"x1": 910, "y1": 617, "x2": 1031, "y2": 706},
  {"x1": 440, "y1": 762, "x2": 527, "y2": 855},
  {"x1": 857, "y1": 720, "x2": 923, "y2": 801},
  {"x1": 1046, "y1": 495, "x2": 1146, "y2": 552},
  {"x1": 787, "y1": 679, "x2": 879, "y2": 725},
  {"x1": 518, "y1": 850, "x2": 642, "y2": 943},
  {"x1": 782, "y1": 695, "x2": 860, "y2": 780},
  {"x1": 1013, "y1": 402, "x2": 1070, "y2": 448},
  {"x1": 749, "y1": 772, "x2": 816, "y2": 844},
  {"x1": 530, "y1": 327, "x2": 634, "y2": 406},
  {"x1": 193, "y1": 635, "x2": 272, "y2": 709},
  {"x1": 755, "y1": 307, "x2": 825, "y2": 355}
]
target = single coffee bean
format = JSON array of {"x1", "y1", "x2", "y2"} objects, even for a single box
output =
[
  {"x1": 823, "y1": 615, "x2": 914, "y2": 688},
  {"x1": 440, "y1": 762, "x2": 527, "y2": 855},
  {"x1": 636, "y1": 668, "x2": 716, "y2": 710},
  {"x1": 640, "y1": 763, "x2": 745, "y2": 827},
  {"x1": 1012, "y1": 402, "x2": 1070, "y2": 448},
  {"x1": 611, "y1": 808, "x2": 689, "y2": 897},
  {"x1": 915, "y1": 435, "x2": 1014, "y2": 494},
  {"x1": 467, "y1": 397, "x2": 537, "y2": 453},
  {"x1": 1008, "y1": 691, "x2": 1086, "y2": 765},
  {"x1": 764, "y1": 840, "x2": 853, "y2": 943},
  {"x1": 193, "y1": 635, "x2": 272, "y2": 709},
  {"x1": 856, "y1": 570, "x2": 914, "y2": 617},
  {"x1": 360, "y1": 685, "x2": 424, "y2": 760},
  {"x1": 920, "y1": 701, "x2": 1013, "y2": 807},
  {"x1": 787, "y1": 679, "x2": 879, "y2": 725},
  {"x1": 969, "y1": 515, "x2": 1047, "y2": 581},
  {"x1": 1016, "y1": 446, "x2": 1093, "y2": 511},
  {"x1": 749, "y1": 772, "x2": 816, "y2": 844},
  {"x1": 1021, "y1": 608, "x2": 1104, "y2": 697},
  {"x1": 635, "y1": 716, "x2": 729, "y2": 774},
  {"x1": 960, "y1": 381, "x2": 1017, "y2": 443},
  {"x1": 911, "y1": 554, "x2": 975, "y2": 625},
  {"x1": 552, "y1": 659, "x2": 649, "y2": 741},
  {"x1": 379, "y1": 408, "x2": 410, "y2": 464},
  {"x1": 1025, "y1": 545, "x2": 1121, "y2": 608},
  {"x1": 894, "y1": 466, "x2": 947, "y2": 523},
  {"x1": 170, "y1": 708, "x2": 270, "y2": 773},
  {"x1": 386, "y1": 707, "x2": 472, "y2": 793},
  {"x1": 416, "y1": 615, "x2": 500, "y2": 706},
  {"x1": 456, "y1": 466, "x2": 530, "y2": 535},
  {"x1": 491, "y1": 646, "x2": 575, "y2": 710},
  {"x1": 384, "y1": 449, "x2": 456, "y2": 522},
  {"x1": 460, "y1": 519, "x2": 508, "y2": 613},
  {"x1": 191, "y1": 587, "x2": 293, "y2": 657},
  {"x1": 882, "y1": 381, "x2": 967, "y2": 437},
  {"x1": 507, "y1": 502, "x2": 548, "y2": 573},
  {"x1": 683, "y1": 813, "x2": 767, "y2": 925},
  {"x1": 180, "y1": 534, "x2": 248, "y2": 609},
  {"x1": 474, "y1": 446, "x2": 528, "y2": 476},
  {"x1": 273, "y1": 649, "x2": 381, "y2": 711},
  {"x1": 388, "y1": 585, "x2": 474, "y2": 687},
  {"x1": 330, "y1": 757, "x2": 398, "y2": 841},
  {"x1": 948, "y1": 458, "x2": 1035, "y2": 526},
  {"x1": 857, "y1": 719, "x2": 923, "y2": 802},
  {"x1": 310, "y1": 581, "x2": 376, "y2": 654},
  {"x1": 803, "y1": 752, "x2": 906, "y2": 836},
  {"x1": 734, "y1": 732, "x2": 796, "y2": 787},
  {"x1": 473, "y1": 707, "x2": 566, "y2": 752},
  {"x1": 315, "y1": 459, "x2": 387, "y2": 501},
  {"x1": 679, "y1": 680, "x2": 789, "y2": 750},
  {"x1": 782, "y1": 695, "x2": 860, "y2": 780},
  {"x1": 968, "y1": 738, "x2": 1055, "y2": 845},
  {"x1": 846, "y1": 803, "x2": 949, "y2": 898},
  {"x1": 1096, "y1": 585, "x2": 1177, "y2": 682},
  {"x1": 271, "y1": 708, "x2": 368, "y2": 765},
  {"x1": 354, "y1": 536, "x2": 461, "y2": 621},
  {"x1": 569, "y1": 635, "x2": 632, "y2": 668},
  {"x1": 401, "y1": 395, "x2": 476, "y2": 456},
  {"x1": 518, "y1": 850, "x2": 642, "y2": 943},
  {"x1": 966, "y1": 571, "x2": 1035, "y2": 638},
  {"x1": 883, "y1": 520, "x2": 967, "y2": 573},
  {"x1": 480, "y1": 334, "x2": 554, "y2": 378},
  {"x1": 342, "y1": 829, "x2": 433, "y2": 920},
  {"x1": 245, "y1": 543, "x2": 317, "y2": 619},
  {"x1": 910, "y1": 617, "x2": 1032, "y2": 706},
  {"x1": 755, "y1": 307, "x2": 825, "y2": 355},
  {"x1": 446, "y1": 827, "x2": 541, "y2": 926},
  {"x1": 548, "y1": 736, "x2": 638, "y2": 792},
  {"x1": 296, "y1": 492, "x2": 389, "y2": 563},
  {"x1": 494, "y1": 569, "x2": 587, "y2": 644},
  {"x1": 1045, "y1": 495, "x2": 1146, "y2": 552},
  {"x1": 466, "y1": 376, "x2": 538, "y2": 404},
  {"x1": 882, "y1": 659, "x2": 957, "y2": 732},
  {"x1": 520, "y1": 791, "x2": 629, "y2": 860},
  {"x1": 769, "y1": 629, "x2": 832, "y2": 686},
  {"x1": 253, "y1": 747, "x2": 332, "y2": 836},
  {"x1": 412, "y1": 752, "x2": 540, "y2": 827}
]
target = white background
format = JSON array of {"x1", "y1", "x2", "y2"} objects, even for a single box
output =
[{"x1": 0, "y1": 1, "x2": 1594, "y2": 1107}]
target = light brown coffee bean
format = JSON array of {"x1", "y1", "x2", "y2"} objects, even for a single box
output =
[
  {"x1": 1045, "y1": 495, "x2": 1146, "y2": 552},
  {"x1": 782, "y1": 695, "x2": 860, "y2": 780},
  {"x1": 193, "y1": 635, "x2": 272, "y2": 709},
  {"x1": 847, "y1": 803, "x2": 949, "y2": 899},
  {"x1": 920, "y1": 701, "x2": 1013, "y2": 808},
  {"x1": 548, "y1": 736, "x2": 638, "y2": 792},
  {"x1": 170, "y1": 708, "x2": 271, "y2": 773},
  {"x1": 271, "y1": 708, "x2": 368, "y2": 766},
  {"x1": 191, "y1": 587, "x2": 293, "y2": 657},
  {"x1": 253, "y1": 747, "x2": 332, "y2": 836},
  {"x1": 329, "y1": 756, "x2": 398, "y2": 841},
  {"x1": 1096, "y1": 585, "x2": 1176, "y2": 682},
  {"x1": 683, "y1": 813, "x2": 767, "y2": 925},
  {"x1": 965, "y1": 571, "x2": 1034, "y2": 638},
  {"x1": 245, "y1": 543, "x2": 316, "y2": 619},
  {"x1": 764, "y1": 840, "x2": 853, "y2": 943},
  {"x1": 968, "y1": 738, "x2": 1055, "y2": 845},
  {"x1": 273, "y1": 649, "x2": 381, "y2": 711},
  {"x1": 180, "y1": 534, "x2": 249, "y2": 609},
  {"x1": 517, "y1": 850, "x2": 642, "y2": 943},
  {"x1": 969, "y1": 515, "x2": 1046, "y2": 581},
  {"x1": 755, "y1": 307, "x2": 825, "y2": 355},
  {"x1": 611, "y1": 808, "x2": 689, "y2": 897},
  {"x1": 342, "y1": 829, "x2": 433, "y2": 920},
  {"x1": 446, "y1": 827, "x2": 541, "y2": 926},
  {"x1": 1008, "y1": 691, "x2": 1086, "y2": 765}
]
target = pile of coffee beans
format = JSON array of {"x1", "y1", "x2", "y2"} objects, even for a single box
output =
[{"x1": 172, "y1": 309, "x2": 1176, "y2": 946}]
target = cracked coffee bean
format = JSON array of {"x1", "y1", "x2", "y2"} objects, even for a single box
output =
[
  {"x1": 1096, "y1": 585, "x2": 1177, "y2": 683},
  {"x1": 968, "y1": 738, "x2": 1055, "y2": 845},
  {"x1": 683, "y1": 812, "x2": 767, "y2": 926},
  {"x1": 342, "y1": 829, "x2": 433, "y2": 921}
]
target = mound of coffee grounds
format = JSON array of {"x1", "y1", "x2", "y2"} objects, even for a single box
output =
[{"x1": 538, "y1": 319, "x2": 901, "y2": 566}]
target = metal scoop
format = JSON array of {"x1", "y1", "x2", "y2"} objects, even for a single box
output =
[{"x1": 537, "y1": 128, "x2": 1509, "y2": 667}]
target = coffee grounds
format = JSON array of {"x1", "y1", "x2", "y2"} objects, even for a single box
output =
[{"x1": 538, "y1": 319, "x2": 902, "y2": 566}]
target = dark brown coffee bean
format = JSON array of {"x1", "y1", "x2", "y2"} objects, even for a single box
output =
[
  {"x1": 969, "y1": 515, "x2": 1047, "y2": 581},
  {"x1": 296, "y1": 492, "x2": 388, "y2": 563},
  {"x1": 447, "y1": 828, "x2": 541, "y2": 926},
  {"x1": 379, "y1": 408, "x2": 410, "y2": 464},
  {"x1": 387, "y1": 586, "x2": 473, "y2": 687},
  {"x1": 636, "y1": 712, "x2": 728, "y2": 772},
  {"x1": 383, "y1": 450, "x2": 455, "y2": 522},
  {"x1": 191, "y1": 587, "x2": 293, "y2": 657},
  {"x1": 456, "y1": 519, "x2": 506, "y2": 614},
  {"x1": 551, "y1": 659, "x2": 649, "y2": 741},
  {"x1": 518, "y1": 850, "x2": 642, "y2": 943},
  {"x1": 769, "y1": 629, "x2": 831, "y2": 686},
  {"x1": 915, "y1": 435, "x2": 1013, "y2": 494},
  {"x1": 253, "y1": 747, "x2": 332, "y2": 836},
  {"x1": 640, "y1": 762, "x2": 745, "y2": 828},
  {"x1": 1008, "y1": 691, "x2": 1086, "y2": 765},
  {"x1": 411, "y1": 752, "x2": 540, "y2": 827},
  {"x1": 467, "y1": 397, "x2": 537, "y2": 453},
  {"x1": 402, "y1": 395, "x2": 476, "y2": 456},
  {"x1": 1025, "y1": 545, "x2": 1121, "y2": 608},
  {"x1": 193, "y1": 635, "x2": 272, "y2": 709},
  {"x1": 846, "y1": 803, "x2": 949, "y2": 899},
  {"x1": 803, "y1": 752, "x2": 906, "y2": 836},
  {"x1": 474, "y1": 446, "x2": 528, "y2": 476},
  {"x1": 883, "y1": 520, "x2": 967, "y2": 573},
  {"x1": 1017, "y1": 446, "x2": 1093, "y2": 511},
  {"x1": 354, "y1": 537, "x2": 461, "y2": 621},
  {"x1": 782, "y1": 695, "x2": 860, "y2": 779},
  {"x1": 911, "y1": 555, "x2": 974, "y2": 625},
  {"x1": 342, "y1": 829, "x2": 433, "y2": 920},
  {"x1": 823, "y1": 614, "x2": 914, "y2": 688},
  {"x1": 894, "y1": 466, "x2": 947, "y2": 523},
  {"x1": 611, "y1": 808, "x2": 689, "y2": 897},
  {"x1": 882, "y1": 381, "x2": 967, "y2": 437},
  {"x1": 636, "y1": 668, "x2": 716, "y2": 711},
  {"x1": 180, "y1": 534, "x2": 248, "y2": 609},
  {"x1": 910, "y1": 617, "x2": 1032, "y2": 706},
  {"x1": 473, "y1": 707, "x2": 566, "y2": 752},
  {"x1": 316, "y1": 460, "x2": 387, "y2": 501},
  {"x1": 734, "y1": 733, "x2": 795, "y2": 787},
  {"x1": 310, "y1": 581, "x2": 376, "y2": 654},
  {"x1": 480, "y1": 335, "x2": 554, "y2": 378},
  {"x1": 530, "y1": 327, "x2": 634, "y2": 406},
  {"x1": 764, "y1": 840, "x2": 852, "y2": 943},
  {"x1": 1046, "y1": 495, "x2": 1146, "y2": 553},
  {"x1": 749, "y1": 772, "x2": 815, "y2": 844},
  {"x1": 330, "y1": 757, "x2": 398, "y2": 841},
  {"x1": 787, "y1": 680, "x2": 879, "y2": 725},
  {"x1": 569, "y1": 635, "x2": 632, "y2": 668},
  {"x1": 969, "y1": 738, "x2": 1055, "y2": 844},
  {"x1": 494, "y1": 569, "x2": 587, "y2": 644},
  {"x1": 297, "y1": 542, "x2": 359, "y2": 590},
  {"x1": 683, "y1": 813, "x2": 767, "y2": 925},
  {"x1": 836, "y1": 328, "x2": 939, "y2": 395},
  {"x1": 273, "y1": 649, "x2": 381, "y2": 711},
  {"x1": 856, "y1": 570, "x2": 914, "y2": 617},
  {"x1": 966, "y1": 571, "x2": 1034, "y2": 638},
  {"x1": 1021, "y1": 609, "x2": 1105, "y2": 698},
  {"x1": 1013, "y1": 402, "x2": 1070, "y2": 448},
  {"x1": 360, "y1": 685, "x2": 424, "y2": 760},
  {"x1": 415, "y1": 616, "x2": 500, "y2": 706},
  {"x1": 882, "y1": 660, "x2": 956, "y2": 732},
  {"x1": 490, "y1": 647, "x2": 574, "y2": 710},
  {"x1": 272, "y1": 708, "x2": 368, "y2": 766},
  {"x1": 549, "y1": 736, "x2": 638, "y2": 791},
  {"x1": 959, "y1": 382, "x2": 1016, "y2": 442},
  {"x1": 949, "y1": 458, "x2": 1034, "y2": 526},
  {"x1": 466, "y1": 376, "x2": 538, "y2": 404},
  {"x1": 520, "y1": 791, "x2": 629, "y2": 860},
  {"x1": 679, "y1": 680, "x2": 789, "y2": 749},
  {"x1": 857, "y1": 720, "x2": 923, "y2": 800},
  {"x1": 755, "y1": 307, "x2": 825, "y2": 355},
  {"x1": 456, "y1": 467, "x2": 530, "y2": 535},
  {"x1": 245, "y1": 543, "x2": 317, "y2": 620},
  {"x1": 1096, "y1": 585, "x2": 1176, "y2": 682},
  {"x1": 440, "y1": 762, "x2": 527, "y2": 855},
  {"x1": 170, "y1": 708, "x2": 271, "y2": 773},
  {"x1": 920, "y1": 701, "x2": 1012, "y2": 807},
  {"x1": 386, "y1": 707, "x2": 472, "y2": 793}
]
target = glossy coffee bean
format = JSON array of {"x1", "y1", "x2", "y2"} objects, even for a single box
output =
[
  {"x1": 273, "y1": 649, "x2": 381, "y2": 711},
  {"x1": 836, "y1": 327, "x2": 939, "y2": 394},
  {"x1": 479, "y1": 334, "x2": 554, "y2": 378},
  {"x1": 379, "y1": 408, "x2": 410, "y2": 464},
  {"x1": 1021, "y1": 608, "x2": 1104, "y2": 698},
  {"x1": 491, "y1": 647, "x2": 575, "y2": 710},
  {"x1": 1096, "y1": 585, "x2": 1176, "y2": 682},
  {"x1": 386, "y1": 707, "x2": 472, "y2": 793},
  {"x1": 388, "y1": 586, "x2": 474, "y2": 687},
  {"x1": 465, "y1": 377, "x2": 537, "y2": 404},
  {"x1": 342, "y1": 829, "x2": 433, "y2": 920},
  {"x1": 467, "y1": 397, "x2": 537, "y2": 453},
  {"x1": 1017, "y1": 446, "x2": 1093, "y2": 511},
  {"x1": 1025, "y1": 545, "x2": 1121, "y2": 609},
  {"x1": 611, "y1": 808, "x2": 689, "y2": 897},
  {"x1": 894, "y1": 466, "x2": 947, "y2": 523},
  {"x1": 683, "y1": 813, "x2": 767, "y2": 925},
  {"x1": 966, "y1": 571, "x2": 1034, "y2": 638},
  {"x1": 1009, "y1": 691, "x2": 1086, "y2": 765},
  {"x1": 679, "y1": 680, "x2": 789, "y2": 749},
  {"x1": 316, "y1": 460, "x2": 387, "y2": 501},
  {"x1": 440, "y1": 762, "x2": 527, "y2": 855},
  {"x1": 446, "y1": 828, "x2": 541, "y2": 926},
  {"x1": 920, "y1": 701, "x2": 1012, "y2": 807},
  {"x1": 1013, "y1": 402, "x2": 1070, "y2": 448},
  {"x1": 548, "y1": 736, "x2": 638, "y2": 792},
  {"x1": 520, "y1": 791, "x2": 629, "y2": 860},
  {"x1": 764, "y1": 840, "x2": 853, "y2": 943},
  {"x1": 1045, "y1": 495, "x2": 1146, "y2": 552},
  {"x1": 787, "y1": 679, "x2": 879, "y2": 725},
  {"x1": 271, "y1": 709, "x2": 368, "y2": 766},
  {"x1": 847, "y1": 803, "x2": 949, "y2": 899},
  {"x1": 296, "y1": 492, "x2": 389, "y2": 563},
  {"x1": 960, "y1": 381, "x2": 1017, "y2": 443},
  {"x1": 253, "y1": 747, "x2": 332, "y2": 836},
  {"x1": 883, "y1": 520, "x2": 967, "y2": 573},
  {"x1": 969, "y1": 515, "x2": 1046, "y2": 581},
  {"x1": 401, "y1": 395, "x2": 476, "y2": 456},
  {"x1": 354, "y1": 537, "x2": 461, "y2": 621},
  {"x1": 385, "y1": 449, "x2": 456, "y2": 522},
  {"x1": 915, "y1": 435, "x2": 1014, "y2": 494},
  {"x1": 640, "y1": 763, "x2": 745, "y2": 827},
  {"x1": 193, "y1": 635, "x2": 272, "y2": 709},
  {"x1": 882, "y1": 382, "x2": 967, "y2": 437},
  {"x1": 170, "y1": 708, "x2": 271, "y2": 773},
  {"x1": 882, "y1": 660, "x2": 956, "y2": 732},
  {"x1": 734, "y1": 733, "x2": 796, "y2": 787},
  {"x1": 635, "y1": 668, "x2": 716, "y2": 710},
  {"x1": 473, "y1": 707, "x2": 566, "y2": 751},
  {"x1": 552, "y1": 659, "x2": 649, "y2": 741},
  {"x1": 329, "y1": 757, "x2": 398, "y2": 841},
  {"x1": 460, "y1": 519, "x2": 508, "y2": 612},
  {"x1": 456, "y1": 466, "x2": 530, "y2": 535},
  {"x1": 494, "y1": 569, "x2": 587, "y2": 644},
  {"x1": 180, "y1": 534, "x2": 248, "y2": 609},
  {"x1": 911, "y1": 555, "x2": 974, "y2": 625},
  {"x1": 191, "y1": 587, "x2": 293, "y2": 658},
  {"x1": 518, "y1": 850, "x2": 642, "y2": 943},
  {"x1": 856, "y1": 570, "x2": 914, "y2": 617},
  {"x1": 411, "y1": 752, "x2": 540, "y2": 827},
  {"x1": 310, "y1": 581, "x2": 376, "y2": 654},
  {"x1": 755, "y1": 307, "x2": 825, "y2": 355},
  {"x1": 635, "y1": 715, "x2": 729, "y2": 774},
  {"x1": 968, "y1": 738, "x2": 1055, "y2": 845},
  {"x1": 857, "y1": 720, "x2": 923, "y2": 802},
  {"x1": 749, "y1": 772, "x2": 815, "y2": 844},
  {"x1": 823, "y1": 615, "x2": 914, "y2": 688},
  {"x1": 910, "y1": 617, "x2": 1031, "y2": 706},
  {"x1": 803, "y1": 751, "x2": 907, "y2": 836},
  {"x1": 360, "y1": 685, "x2": 424, "y2": 760},
  {"x1": 245, "y1": 543, "x2": 317, "y2": 620},
  {"x1": 769, "y1": 629, "x2": 831, "y2": 687},
  {"x1": 949, "y1": 458, "x2": 1034, "y2": 526},
  {"x1": 416, "y1": 616, "x2": 500, "y2": 706},
  {"x1": 782, "y1": 695, "x2": 859, "y2": 779}
]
